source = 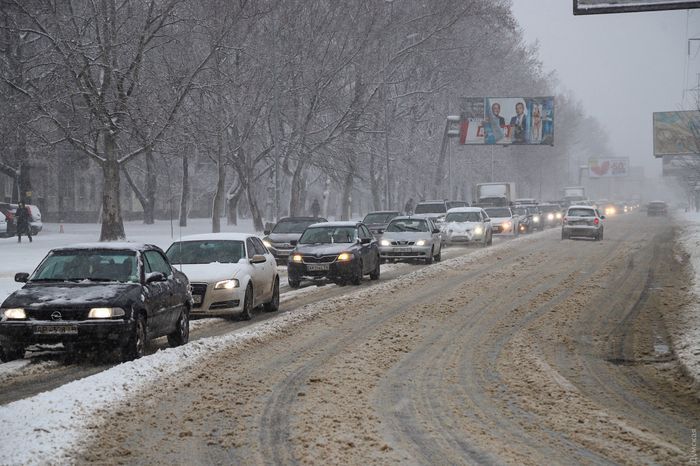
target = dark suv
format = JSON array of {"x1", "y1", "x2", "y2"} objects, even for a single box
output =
[
  {"x1": 262, "y1": 216, "x2": 327, "y2": 263},
  {"x1": 287, "y1": 221, "x2": 381, "y2": 288},
  {"x1": 647, "y1": 201, "x2": 668, "y2": 217},
  {"x1": 0, "y1": 243, "x2": 191, "y2": 362}
]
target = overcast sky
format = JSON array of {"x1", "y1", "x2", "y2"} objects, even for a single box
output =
[{"x1": 510, "y1": 0, "x2": 700, "y2": 176}]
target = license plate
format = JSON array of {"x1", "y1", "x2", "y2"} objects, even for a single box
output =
[
  {"x1": 395, "y1": 248, "x2": 412, "y2": 253},
  {"x1": 192, "y1": 295, "x2": 202, "y2": 304},
  {"x1": 307, "y1": 264, "x2": 330, "y2": 271},
  {"x1": 34, "y1": 324, "x2": 78, "y2": 335}
]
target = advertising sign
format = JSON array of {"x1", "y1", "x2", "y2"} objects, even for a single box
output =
[
  {"x1": 588, "y1": 157, "x2": 629, "y2": 178},
  {"x1": 574, "y1": 0, "x2": 700, "y2": 15},
  {"x1": 653, "y1": 111, "x2": 700, "y2": 157},
  {"x1": 662, "y1": 155, "x2": 700, "y2": 177},
  {"x1": 459, "y1": 97, "x2": 554, "y2": 146}
]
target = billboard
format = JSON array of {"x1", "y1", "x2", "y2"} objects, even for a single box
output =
[
  {"x1": 574, "y1": 0, "x2": 700, "y2": 15},
  {"x1": 588, "y1": 157, "x2": 629, "y2": 177},
  {"x1": 653, "y1": 111, "x2": 700, "y2": 157},
  {"x1": 662, "y1": 155, "x2": 700, "y2": 177},
  {"x1": 459, "y1": 97, "x2": 554, "y2": 145}
]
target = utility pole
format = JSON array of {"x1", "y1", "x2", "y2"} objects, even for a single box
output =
[{"x1": 383, "y1": 0, "x2": 394, "y2": 210}]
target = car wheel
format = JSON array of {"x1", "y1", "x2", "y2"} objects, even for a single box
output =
[
  {"x1": 288, "y1": 276, "x2": 301, "y2": 289},
  {"x1": 122, "y1": 313, "x2": 147, "y2": 361},
  {"x1": 488, "y1": 232, "x2": 493, "y2": 246},
  {"x1": 240, "y1": 284, "x2": 254, "y2": 320},
  {"x1": 434, "y1": 247, "x2": 442, "y2": 262},
  {"x1": 425, "y1": 248, "x2": 434, "y2": 265},
  {"x1": 351, "y1": 261, "x2": 362, "y2": 286},
  {"x1": 167, "y1": 307, "x2": 190, "y2": 347},
  {"x1": 0, "y1": 344, "x2": 25, "y2": 362},
  {"x1": 263, "y1": 277, "x2": 280, "y2": 312},
  {"x1": 599, "y1": 230, "x2": 604, "y2": 241},
  {"x1": 369, "y1": 256, "x2": 380, "y2": 280}
]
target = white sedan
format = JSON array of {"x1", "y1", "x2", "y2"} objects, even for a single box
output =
[
  {"x1": 442, "y1": 207, "x2": 493, "y2": 246},
  {"x1": 165, "y1": 233, "x2": 279, "y2": 320}
]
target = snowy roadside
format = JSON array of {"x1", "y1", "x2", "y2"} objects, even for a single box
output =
[
  {"x1": 672, "y1": 211, "x2": 700, "y2": 386},
  {"x1": 0, "y1": 226, "x2": 554, "y2": 464}
]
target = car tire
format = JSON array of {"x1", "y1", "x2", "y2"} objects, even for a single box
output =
[
  {"x1": 487, "y1": 232, "x2": 493, "y2": 246},
  {"x1": 425, "y1": 248, "x2": 434, "y2": 265},
  {"x1": 599, "y1": 230, "x2": 604, "y2": 241},
  {"x1": 240, "y1": 284, "x2": 254, "y2": 320},
  {"x1": 288, "y1": 276, "x2": 301, "y2": 289},
  {"x1": 0, "y1": 344, "x2": 25, "y2": 362},
  {"x1": 263, "y1": 278, "x2": 280, "y2": 312},
  {"x1": 167, "y1": 307, "x2": 190, "y2": 347},
  {"x1": 369, "y1": 256, "x2": 380, "y2": 280},
  {"x1": 351, "y1": 261, "x2": 362, "y2": 286},
  {"x1": 122, "y1": 313, "x2": 147, "y2": 361},
  {"x1": 434, "y1": 248, "x2": 442, "y2": 262}
]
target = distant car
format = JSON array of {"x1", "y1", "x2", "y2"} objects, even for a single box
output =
[
  {"x1": 484, "y1": 207, "x2": 520, "y2": 236},
  {"x1": 287, "y1": 221, "x2": 380, "y2": 287},
  {"x1": 27, "y1": 204, "x2": 43, "y2": 235},
  {"x1": 526, "y1": 205, "x2": 544, "y2": 231},
  {"x1": 262, "y1": 216, "x2": 327, "y2": 263},
  {"x1": 562, "y1": 206, "x2": 605, "y2": 240},
  {"x1": 362, "y1": 211, "x2": 400, "y2": 237},
  {"x1": 379, "y1": 216, "x2": 442, "y2": 263},
  {"x1": 442, "y1": 207, "x2": 492, "y2": 246},
  {"x1": 512, "y1": 207, "x2": 533, "y2": 234},
  {"x1": 0, "y1": 211, "x2": 6, "y2": 237},
  {"x1": 647, "y1": 201, "x2": 668, "y2": 217},
  {"x1": 514, "y1": 198, "x2": 537, "y2": 206},
  {"x1": 445, "y1": 200, "x2": 469, "y2": 210},
  {"x1": 414, "y1": 200, "x2": 449, "y2": 224},
  {"x1": 0, "y1": 203, "x2": 16, "y2": 237},
  {"x1": 538, "y1": 204, "x2": 563, "y2": 228},
  {"x1": 0, "y1": 243, "x2": 191, "y2": 362},
  {"x1": 166, "y1": 233, "x2": 279, "y2": 320}
]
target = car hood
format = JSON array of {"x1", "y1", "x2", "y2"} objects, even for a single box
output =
[
  {"x1": 489, "y1": 216, "x2": 513, "y2": 225},
  {"x1": 175, "y1": 263, "x2": 245, "y2": 283},
  {"x1": 443, "y1": 221, "x2": 481, "y2": 232},
  {"x1": 293, "y1": 243, "x2": 354, "y2": 256},
  {"x1": 266, "y1": 233, "x2": 302, "y2": 243},
  {"x1": 1, "y1": 282, "x2": 140, "y2": 309},
  {"x1": 380, "y1": 232, "x2": 432, "y2": 241}
]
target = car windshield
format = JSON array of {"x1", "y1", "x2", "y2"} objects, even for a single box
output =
[
  {"x1": 445, "y1": 212, "x2": 481, "y2": 222},
  {"x1": 272, "y1": 219, "x2": 320, "y2": 234},
  {"x1": 514, "y1": 208, "x2": 528, "y2": 216},
  {"x1": 568, "y1": 208, "x2": 596, "y2": 217},
  {"x1": 414, "y1": 203, "x2": 446, "y2": 214},
  {"x1": 166, "y1": 240, "x2": 245, "y2": 264},
  {"x1": 386, "y1": 219, "x2": 429, "y2": 232},
  {"x1": 484, "y1": 208, "x2": 511, "y2": 218},
  {"x1": 526, "y1": 207, "x2": 540, "y2": 214},
  {"x1": 363, "y1": 212, "x2": 398, "y2": 224},
  {"x1": 299, "y1": 226, "x2": 357, "y2": 244},
  {"x1": 31, "y1": 250, "x2": 138, "y2": 283}
]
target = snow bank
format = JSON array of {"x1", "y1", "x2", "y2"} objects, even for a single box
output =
[{"x1": 673, "y1": 211, "x2": 700, "y2": 385}]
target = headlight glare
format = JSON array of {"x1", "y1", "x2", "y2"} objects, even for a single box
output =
[
  {"x1": 88, "y1": 307, "x2": 125, "y2": 319},
  {"x1": 262, "y1": 240, "x2": 272, "y2": 248},
  {"x1": 474, "y1": 226, "x2": 483, "y2": 235},
  {"x1": 380, "y1": 239, "x2": 391, "y2": 246},
  {"x1": 292, "y1": 254, "x2": 303, "y2": 263},
  {"x1": 214, "y1": 279, "x2": 239, "y2": 290},
  {"x1": 337, "y1": 252, "x2": 352, "y2": 261},
  {"x1": 533, "y1": 216, "x2": 540, "y2": 223},
  {"x1": 3, "y1": 308, "x2": 26, "y2": 319},
  {"x1": 416, "y1": 240, "x2": 426, "y2": 246},
  {"x1": 547, "y1": 213, "x2": 554, "y2": 220},
  {"x1": 555, "y1": 212, "x2": 562, "y2": 219}
]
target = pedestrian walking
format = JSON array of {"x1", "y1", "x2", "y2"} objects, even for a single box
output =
[
  {"x1": 311, "y1": 198, "x2": 321, "y2": 218},
  {"x1": 404, "y1": 197, "x2": 414, "y2": 215},
  {"x1": 16, "y1": 202, "x2": 32, "y2": 243}
]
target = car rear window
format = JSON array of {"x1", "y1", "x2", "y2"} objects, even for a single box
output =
[
  {"x1": 414, "y1": 203, "x2": 446, "y2": 214},
  {"x1": 567, "y1": 208, "x2": 595, "y2": 217}
]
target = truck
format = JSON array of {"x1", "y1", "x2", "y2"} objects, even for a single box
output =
[
  {"x1": 474, "y1": 182, "x2": 516, "y2": 207},
  {"x1": 562, "y1": 186, "x2": 586, "y2": 205}
]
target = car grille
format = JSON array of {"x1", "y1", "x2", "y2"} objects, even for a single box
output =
[
  {"x1": 26, "y1": 307, "x2": 90, "y2": 321},
  {"x1": 493, "y1": 226, "x2": 503, "y2": 233},
  {"x1": 389, "y1": 240, "x2": 416, "y2": 246},
  {"x1": 302, "y1": 255, "x2": 337, "y2": 264},
  {"x1": 190, "y1": 283, "x2": 208, "y2": 309},
  {"x1": 383, "y1": 251, "x2": 426, "y2": 257}
]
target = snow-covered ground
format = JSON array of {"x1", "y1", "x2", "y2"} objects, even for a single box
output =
[{"x1": 673, "y1": 211, "x2": 700, "y2": 385}]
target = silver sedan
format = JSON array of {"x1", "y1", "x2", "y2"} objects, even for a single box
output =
[{"x1": 378, "y1": 216, "x2": 442, "y2": 264}]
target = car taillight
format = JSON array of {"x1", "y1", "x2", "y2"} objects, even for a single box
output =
[{"x1": 594, "y1": 218, "x2": 599, "y2": 225}]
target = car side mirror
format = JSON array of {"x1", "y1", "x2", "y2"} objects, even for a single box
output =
[
  {"x1": 250, "y1": 254, "x2": 267, "y2": 264},
  {"x1": 377, "y1": 229, "x2": 383, "y2": 235},
  {"x1": 14, "y1": 272, "x2": 29, "y2": 283},
  {"x1": 484, "y1": 218, "x2": 491, "y2": 222},
  {"x1": 145, "y1": 272, "x2": 166, "y2": 284},
  {"x1": 432, "y1": 228, "x2": 440, "y2": 234},
  {"x1": 263, "y1": 230, "x2": 271, "y2": 236},
  {"x1": 361, "y1": 237, "x2": 371, "y2": 244},
  {"x1": 600, "y1": 215, "x2": 606, "y2": 220}
]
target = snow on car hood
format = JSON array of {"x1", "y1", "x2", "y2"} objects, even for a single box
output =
[
  {"x1": 175, "y1": 263, "x2": 245, "y2": 283},
  {"x1": 2, "y1": 282, "x2": 139, "y2": 308},
  {"x1": 266, "y1": 233, "x2": 301, "y2": 244},
  {"x1": 488, "y1": 216, "x2": 513, "y2": 225},
  {"x1": 443, "y1": 221, "x2": 481, "y2": 233},
  {"x1": 380, "y1": 231, "x2": 432, "y2": 242},
  {"x1": 294, "y1": 243, "x2": 355, "y2": 256}
]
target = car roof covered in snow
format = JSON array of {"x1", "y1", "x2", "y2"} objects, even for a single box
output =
[
  {"x1": 307, "y1": 221, "x2": 360, "y2": 228},
  {"x1": 52, "y1": 242, "x2": 156, "y2": 252},
  {"x1": 446, "y1": 207, "x2": 483, "y2": 213},
  {"x1": 175, "y1": 233, "x2": 256, "y2": 242}
]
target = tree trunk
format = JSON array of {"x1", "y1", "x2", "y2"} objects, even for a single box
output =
[
  {"x1": 143, "y1": 150, "x2": 157, "y2": 224},
  {"x1": 100, "y1": 136, "x2": 125, "y2": 241},
  {"x1": 211, "y1": 159, "x2": 226, "y2": 233},
  {"x1": 227, "y1": 186, "x2": 244, "y2": 225},
  {"x1": 244, "y1": 176, "x2": 264, "y2": 231},
  {"x1": 370, "y1": 152, "x2": 382, "y2": 210},
  {"x1": 322, "y1": 177, "x2": 331, "y2": 218},
  {"x1": 288, "y1": 159, "x2": 307, "y2": 216},
  {"x1": 179, "y1": 155, "x2": 189, "y2": 227},
  {"x1": 340, "y1": 171, "x2": 353, "y2": 221}
]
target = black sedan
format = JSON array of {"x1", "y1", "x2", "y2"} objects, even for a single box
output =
[
  {"x1": 287, "y1": 221, "x2": 381, "y2": 288},
  {"x1": 0, "y1": 243, "x2": 191, "y2": 362}
]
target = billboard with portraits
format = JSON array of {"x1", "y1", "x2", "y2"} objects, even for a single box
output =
[
  {"x1": 653, "y1": 111, "x2": 700, "y2": 157},
  {"x1": 459, "y1": 97, "x2": 554, "y2": 146}
]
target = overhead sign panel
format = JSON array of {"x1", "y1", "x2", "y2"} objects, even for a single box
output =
[
  {"x1": 574, "y1": 0, "x2": 700, "y2": 15},
  {"x1": 662, "y1": 155, "x2": 700, "y2": 177},
  {"x1": 653, "y1": 111, "x2": 700, "y2": 157},
  {"x1": 588, "y1": 157, "x2": 629, "y2": 177},
  {"x1": 459, "y1": 97, "x2": 554, "y2": 146}
]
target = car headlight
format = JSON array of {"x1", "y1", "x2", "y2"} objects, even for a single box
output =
[
  {"x1": 416, "y1": 240, "x2": 426, "y2": 246},
  {"x1": 547, "y1": 213, "x2": 554, "y2": 220},
  {"x1": 262, "y1": 240, "x2": 272, "y2": 248},
  {"x1": 533, "y1": 216, "x2": 540, "y2": 223},
  {"x1": 2, "y1": 308, "x2": 26, "y2": 320},
  {"x1": 380, "y1": 239, "x2": 391, "y2": 246},
  {"x1": 504, "y1": 221, "x2": 512, "y2": 230},
  {"x1": 474, "y1": 226, "x2": 483, "y2": 235},
  {"x1": 292, "y1": 254, "x2": 303, "y2": 263},
  {"x1": 214, "y1": 279, "x2": 239, "y2": 290},
  {"x1": 87, "y1": 307, "x2": 125, "y2": 319},
  {"x1": 555, "y1": 212, "x2": 562, "y2": 219},
  {"x1": 337, "y1": 252, "x2": 352, "y2": 262}
]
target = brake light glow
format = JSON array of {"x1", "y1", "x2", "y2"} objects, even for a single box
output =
[{"x1": 594, "y1": 218, "x2": 599, "y2": 225}]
